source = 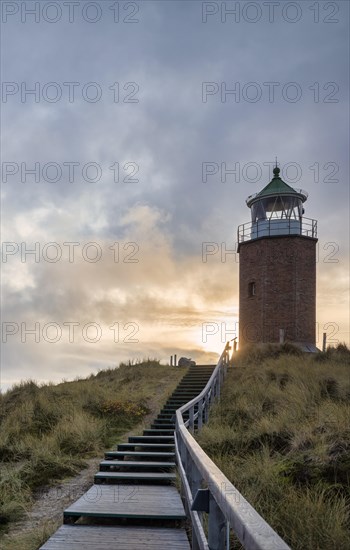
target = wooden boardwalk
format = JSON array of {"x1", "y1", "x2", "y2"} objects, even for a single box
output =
[
  {"x1": 64, "y1": 484, "x2": 185, "y2": 521},
  {"x1": 40, "y1": 525, "x2": 191, "y2": 549},
  {"x1": 40, "y1": 366, "x2": 215, "y2": 549}
]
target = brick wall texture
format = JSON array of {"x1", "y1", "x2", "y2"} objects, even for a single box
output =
[{"x1": 239, "y1": 236, "x2": 317, "y2": 347}]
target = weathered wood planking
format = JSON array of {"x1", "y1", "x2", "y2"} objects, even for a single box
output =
[
  {"x1": 128, "y1": 438, "x2": 174, "y2": 444},
  {"x1": 94, "y1": 471, "x2": 176, "y2": 482},
  {"x1": 63, "y1": 484, "x2": 186, "y2": 521},
  {"x1": 117, "y1": 443, "x2": 175, "y2": 449},
  {"x1": 40, "y1": 525, "x2": 190, "y2": 549},
  {"x1": 99, "y1": 460, "x2": 176, "y2": 469},
  {"x1": 105, "y1": 451, "x2": 175, "y2": 459}
]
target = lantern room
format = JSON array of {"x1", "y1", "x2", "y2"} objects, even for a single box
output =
[{"x1": 238, "y1": 166, "x2": 317, "y2": 243}]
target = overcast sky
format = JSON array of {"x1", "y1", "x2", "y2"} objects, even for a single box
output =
[{"x1": 1, "y1": 0, "x2": 349, "y2": 390}]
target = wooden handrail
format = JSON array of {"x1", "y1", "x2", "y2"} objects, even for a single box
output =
[{"x1": 175, "y1": 348, "x2": 291, "y2": 550}]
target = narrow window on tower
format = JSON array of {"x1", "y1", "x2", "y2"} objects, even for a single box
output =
[{"x1": 248, "y1": 281, "x2": 256, "y2": 297}]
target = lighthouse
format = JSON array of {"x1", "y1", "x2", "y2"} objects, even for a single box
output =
[{"x1": 237, "y1": 165, "x2": 318, "y2": 351}]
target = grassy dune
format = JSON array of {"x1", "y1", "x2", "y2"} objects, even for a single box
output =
[
  {"x1": 0, "y1": 360, "x2": 186, "y2": 537},
  {"x1": 196, "y1": 344, "x2": 350, "y2": 550}
]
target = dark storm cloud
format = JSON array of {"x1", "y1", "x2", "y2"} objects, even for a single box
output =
[{"x1": 1, "y1": 0, "x2": 349, "y2": 388}]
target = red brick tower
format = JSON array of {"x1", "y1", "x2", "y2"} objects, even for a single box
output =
[{"x1": 237, "y1": 166, "x2": 318, "y2": 351}]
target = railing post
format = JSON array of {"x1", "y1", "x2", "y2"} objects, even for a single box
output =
[
  {"x1": 189, "y1": 406, "x2": 194, "y2": 432},
  {"x1": 204, "y1": 395, "x2": 209, "y2": 423},
  {"x1": 217, "y1": 373, "x2": 221, "y2": 398},
  {"x1": 177, "y1": 433, "x2": 187, "y2": 507},
  {"x1": 197, "y1": 399, "x2": 203, "y2": 430},
  {"x1": 208, "y1": 492, "x2": 226, "y2": 550},
  {"x1": 190, "y1": 460, "x2": 202, "y2": 498},
  {"x1": 190, "y1": 461, "x2": 204, "y2": 550},
  {"x1": 179, "y1": 434, "x2": 188, "y2": 471}
]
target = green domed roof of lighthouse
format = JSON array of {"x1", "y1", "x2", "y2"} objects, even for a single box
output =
[{"x1": 246, "y1": 166, "x2": 308, "y2": 207}]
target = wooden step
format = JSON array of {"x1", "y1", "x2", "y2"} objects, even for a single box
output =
[
  {"x1": 143, "y1": 429, "x2": 174, "y2": 436},
  {"x1": 118, "y1": 443, "x2": 175, "y2": 451},
  {"x1": 162, "y1": 406, "x2": 195, "y2": 411},
  {"x1": 151, "y1": 422, "x2": 175, "y2": 430},
  {"x1": 166, "y1": 400, "x2": 191, "y2": 404},
  {"x1": 150, "y1": 427, "x2": 175, "y2": 431},
  {"x1": 129, "y1": 436, "x2": 174, "y2": 443},
  {"x1": 95, "y1": 471, "x2": 176, "y2": 483},
  {"x1": 160, "y1": 412, "x2": 188, "y2": 419},
  {"x1": 40, "y1": 525, "x2": 191, "y2": 550},
  {"x1": 172, "y1": 388, "x2": 201, "y2": 391},
  {"x1": 63, "y1": 484, "x2": 186, "y2": 523},
  {"x1": 172, "y1": 390, "x2": 200, "y2": 394},
  {"x1": 167, "y1": 396, "x2": 192, "y2": 400},
  {"x1": 181, "y1": 380, "x2": 210, "y2": 384},
  {"x1": 184, "y1": 371, "x2": 214, "y2": 375},
  {"x1": 105, "y1": 451, "x2": 175, "y2": 460},
  {"x1": 176, "y1": 383, "x2": 205, "y2": 387},
  {"x1": 175, "y1": 387, "x2": 204, "y2": 390},
  {"x1": 170, "y1": 397, "x2": 196, "y2": 402},
  {"x1": 100, "y1": 460, "x2": 175, "y2": 470},
  {"x1": 187, "y1": 367, "x2": 215, "y2": 370},
  {"x1": 179, "y1": 378, "x2": 210, "y2": 381},
  {"x1": 172, "y1": 389, "x2": 201, "y2": 393}
]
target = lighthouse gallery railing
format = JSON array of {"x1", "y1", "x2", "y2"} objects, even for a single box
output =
[
  {"x1": 175, "y1": 348, "x2": 290, "y2": 550},
  {"x1": 238, "y1": 217, "x2": 317, "y2": 244}
]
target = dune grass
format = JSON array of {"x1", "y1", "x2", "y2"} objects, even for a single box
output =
[
  {"x1": 196, "y1": 344, "x2": 350, "y2": 550},
  {"x1": 0, "y1": 521, "x2": 60, "y2": 550},
  {"x1": 0, "y1": 359, "x2": 186, "y2": 537}
]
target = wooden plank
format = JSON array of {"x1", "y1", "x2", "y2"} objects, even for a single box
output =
[
  {"x1": 150, "y1": 426, "x2": 176, "y2": 431},
  {"x1": 100, "y1": 460, "x2": 175, "y2": 469},
  {"x1": 105, "y1": 451, "x2": 175, "y2": 459},
  {"x1": 152, "y1": 424, "x2": 176, "y2": 430},
  {"x1": 95, "y1": 471, "x2": 176, "y2": 482},
  {"x1": 118, "y1": 443, "x2": 174, "y2": 450},
  {"x1": 40, "y1": 525, "x2": 190, "y2": 549},
  {"x1": 141, "y1": 433, "x2": 174, "y2": 437},
  {"x1": 63, "y1": 484, "x2": 186, "y2": 521},
  {"x1": 128, "y1": 436, "x2": 174, "y2": 443}
]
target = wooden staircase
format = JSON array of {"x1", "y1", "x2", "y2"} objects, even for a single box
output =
[{"x1": 40, "y1": 365, "x2": 215, "y2": 549}]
